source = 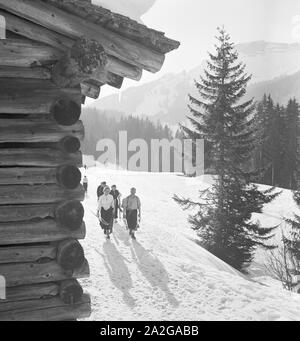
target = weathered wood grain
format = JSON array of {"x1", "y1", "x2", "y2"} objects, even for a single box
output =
[
  {"x1": 0, "y1": 0, "x2": 165, "y2": 73},
  {"x1": 0, "y1": 148, "x2": 82, "y2": 167},
  {"x1": 0, "y1": 66, "x2": 51, "y2": 79},
  {"x1": 5, "y1": 280, "x2": 84, "y2": 304},
  {"x1": 44, "y1": 0, "x2": 180, "y2": 54},
  {"x1": 5, "y1": 283, "x2": 59, "y2": 302},
  {"x1": 0, "y1": 220, "x2": 86, "y2": 246},
  {"x1": 2, "y1": 12, "x2": 142, "y2": 81},
  {"x1": 0, "y1": 184, "x2": 84, "y2": 205},
  {"x1": 0, "y1": 294, "x2": 91, "y2": 321},
  {"x1": 0, "y1": 200, "x2": 84, "y2": 227},
  {"x1": 10, "y1": 136, "x2": 82, "y2": 154},
  {"x1": 0, "y1": 244, "x2": 57, "y2": 264},
  {"x1": 0, "y1": 168, "x2": 60, "y2": 186},
  {"x1": 0, "y1": 118, "x2": 84, "y2": 143},
  {"x1": 0, "y1": 78, "x2": 81, "y2": 117},
  {"x1": 81, "y1": 82, "x2": 101, "y2": 99},
  {"x1": 0, "y1": 39, "x2": 63, "y2": 67},
  {"x1": 0, "y1": 259, "x2": 89, "y2": 287}
]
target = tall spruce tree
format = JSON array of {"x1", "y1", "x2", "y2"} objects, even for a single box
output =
[{"x1": 174, "y1": 28, "x2": 279, "y2": 272}]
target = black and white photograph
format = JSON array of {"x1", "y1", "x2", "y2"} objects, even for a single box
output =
[{"x1": 0, "y1": 0, "x2": 299, "y2": 324}]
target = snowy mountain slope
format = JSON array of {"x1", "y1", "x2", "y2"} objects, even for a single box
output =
[
  {"x1": 80, "y1": 167, "x2": 300, "y2": 321},
  {"x1": 246, "y1": 71, "x2": 300, "y2": 106},
  {"x1": 237, "y1": 41, "x2": 300, "y2": 83},
  {"x1": 91, "y1": 42, "x2": 300, "y2": 124}
]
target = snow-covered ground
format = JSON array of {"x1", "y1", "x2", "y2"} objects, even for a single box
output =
[{"x1": 80, "y1": 166, "x2": 300, "y2": 321}]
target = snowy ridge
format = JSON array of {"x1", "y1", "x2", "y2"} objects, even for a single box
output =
[
  {"x1": 80, "y1": 167, "x2": 300, "y2": 321},
  {"x1": 92, "y1": 42, "x2": 300, "y2": 125}
]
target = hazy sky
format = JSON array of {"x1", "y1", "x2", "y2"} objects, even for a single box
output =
[{"x1": 91, "y1": 0, "x2": 300, "y2": 100}]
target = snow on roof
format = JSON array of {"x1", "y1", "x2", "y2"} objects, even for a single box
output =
[
  {"x1": 44, "y1": 0, "x2": 180, "y2": 54},
  {"x1": 91, "y1": 0, "x2": 156, "y2": 23}
]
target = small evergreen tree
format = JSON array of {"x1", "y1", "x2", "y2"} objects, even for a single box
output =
[
  {"x1": 284, "y1": 110, "x2": 300, "y2": 292},
  {"x1": 284, "y1": 203, "x2": 300, "y2": 292},
  {"x1": 174, "y1": 28, "x2": 279, "y2": 272}
]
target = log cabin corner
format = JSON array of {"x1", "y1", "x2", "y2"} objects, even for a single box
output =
[{"x1": 0, "y1": 0, "x2": 179, "y2": 321}]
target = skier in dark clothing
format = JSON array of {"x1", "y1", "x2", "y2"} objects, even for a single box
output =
[
  {"x1": 110, "y1": 185, "x2": 121, "y2": 222},
  {"x1": 97, "y1": 181, "x2": 106, "y2": 199},
  {"x1": 83, "y1": 175, "x2": 88, "y2": 196},
  {"x1": 122, "y1": 188, "x2": 141, "y2": 239}
]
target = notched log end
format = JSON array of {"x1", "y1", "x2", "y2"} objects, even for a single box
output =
[
  {"x1": 56, "y1": 165, "x2": 81, "y2": 190},
  {"x1": 52, "y1": 37, "x2": 107, "y2": 88},
  {"x1": 59, "y1": 279, "x2": 84, "y2": 305},
  {"x1": 51, "y1": 98, "x2": 81, "y2": 126},
  {"x1": 57, "y1": 239, "x2": 85, "y2": 271},
  {"x1": 55, "y1": 200, "x2": 84, "y2": 230},
  {"x1": 59, "y1": 136, "x2": 81, "y2": 153}
]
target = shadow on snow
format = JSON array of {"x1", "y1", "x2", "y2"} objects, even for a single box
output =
[
  {"x1": 102, "y1": 240, "x2": 136, "y2": 307},
  {"x1": 101, "y1": 223, "x2": 179, "y2": 308},
  {"x1": 131, "y1": 241, "x2": 179, "y2": 307}
]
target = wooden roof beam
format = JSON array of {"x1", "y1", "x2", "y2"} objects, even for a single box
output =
[
  {"x1": 0, "y1": 0, "x2": 165, "y2": 73},
  {"x1": 44, "y1": 0, "x2": 180, "y2": 54},
  {"x1": 81, "y1": 82, "x2": 101, "y2": 100},
  {"x1": 1, "y1": 10, "x2": 142, "y2": 82}
]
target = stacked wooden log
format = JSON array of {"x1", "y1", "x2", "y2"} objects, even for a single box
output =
[
  {"x1": 0, "y1": 76, "x2": 90, "y2": 320},
  {"x1": 0, "y1": 0, "x2": 179, "y2": 321},
  {"x1": 0, "y1": 0, "x2": 179, "y2": 98}
]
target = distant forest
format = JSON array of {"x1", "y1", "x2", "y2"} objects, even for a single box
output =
[
  {"x1": 81, "y1": 107, "x2": 174, "y2": 169},
  {"x1": 178, "y1": 94, "x2": 300, "y2": 190},
  {"x1": 253, "y1": 95, "x2": 299, "y2": 190},
  {"x1": 82, "y1": 95, "x2": 299, "y2": 190}
]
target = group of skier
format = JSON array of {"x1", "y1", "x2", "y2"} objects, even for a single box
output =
[
  {"x1": 82, "y1": 173, "x2": 142, "y2": 239},
  {"x1": 96, "y1": 181, "x2": 141, "y2": 240}
]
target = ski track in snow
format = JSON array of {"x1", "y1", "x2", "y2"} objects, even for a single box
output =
[{"x1": 80, "y1": 167, "x2": 300, "y2": 321}]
